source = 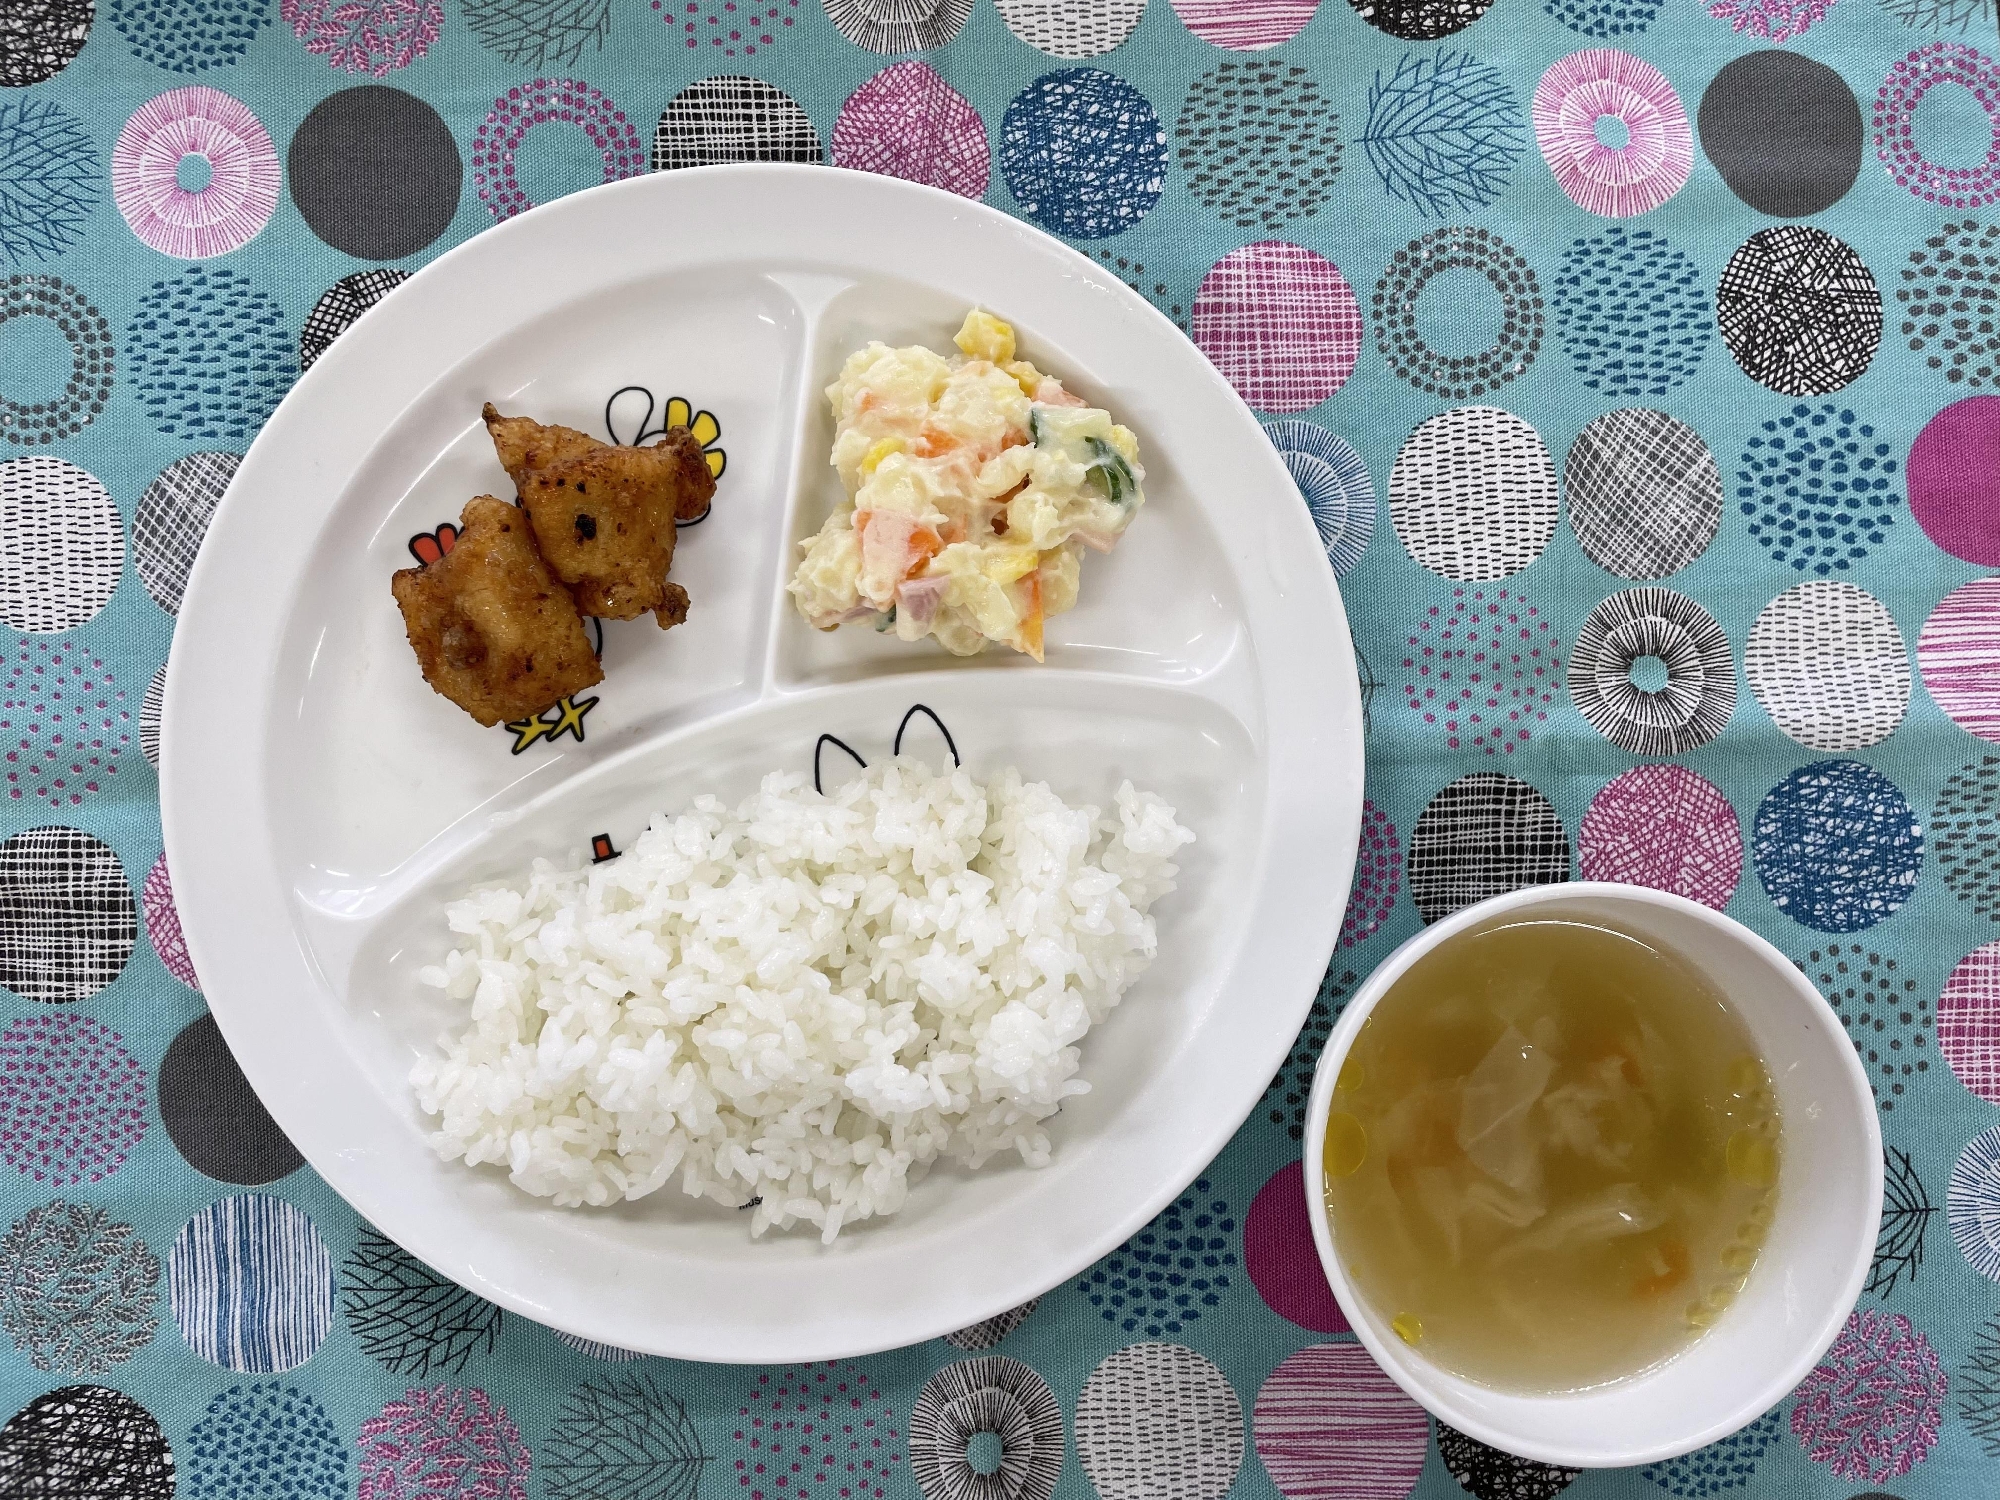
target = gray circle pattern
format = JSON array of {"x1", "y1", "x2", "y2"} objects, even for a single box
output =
[
  {"x1": 289, "y1": 87, "x2": 462, "y2": 260},
  {"x1": 1697, "y1": 52, "x2": 1861, "y2": 219},
  {"x1": 1565, "y1": 409, "x2": 1721, "y2": 580},
  {"x1": 157, "y1": 1014, "x2": 303, "y2": 1186},
  {"x1": 134, "y1": 453, "x2": 240, "y2": 616}
]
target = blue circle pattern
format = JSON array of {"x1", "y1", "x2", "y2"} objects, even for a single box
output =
[
  {"x1": 0, "y1": 98, "x2": 99, "y2": 265},
  {"x1": 1554, "y1": 227, "x2": 1708, "y2": 397},
  {"x1": 110, "y1": 0, "x2": 268, "y2": 71},
  {"x1": 1001, "y1": 69, "x2": 1166, "y2": 241},
  {"x1": 1264, "y1": 420, "x2": 1375, "y2": 577},
  {"x1": 1951, "y1": 1125, "x2": 2000, "y2": 1282},
  {"x1": 1736, "y1": 403, "x2": 1899, "y2": 576},
  {"x1": 1640, "y1": 1408, "x2": 1780, "y2": 1496},
  {"x1": 1076, "y1": 1176, "x2": 1236, "y2": 1338},
  {"x1": 187, "y1": 1382, "x2": 347, "y2": 1500},
  {"x1": 1543, "y1": 0, "x2": 1657, "y2": 33},
  {"x1": 1359, "y1": 50, "x2": 1525, "y2": 220},
  {"x1": 1754, "y1": 760, "x2": 1923, "y2": 933},
  {"x1": 129, "y1": 266, "x2": 296, "y2": 443},
  {"x1": 170, "y1": 1194, "x2": 334, "y2": 1373}
]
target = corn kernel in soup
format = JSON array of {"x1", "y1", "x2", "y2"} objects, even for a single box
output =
[{"x1": 1322, "y1": 918, "x2": 1781, "y2": 1392}]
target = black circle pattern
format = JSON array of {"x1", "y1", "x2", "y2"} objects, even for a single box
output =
[
  {"x1": 1697, "y1": 53, "x2": 1862, "y2": 219},
  {"x1": 1438, "y1": 1423, "x2": 1581, "y2": 1500},
  {"x1": 1796, "y1": 943, "x2": 1929, "y2": 1111},
  {"x1": 823, "y1": 0, "x2": 970, "y2": 51},
  {"x1": 1565, "y1": 409, "x2": 1721, "y2": 580},
  {"x1": 0, "y1": 276, "x2": 112, "y2": 447},
  {"x1": 1374, "y1": 226, "x2": 1543, "y2": 399},
  {"x1": 1176, "y1": 60, "x2": 1341, "y2": 232},
  {"x1": 1264, "y1": 963, "x2": 1359, "y2": 1141},
  {"x1": 140, "y1": 662, "x2": 166, "y2": 770},
  {"x1": 290, "y1": 87, "x2": 463, "y2": 261},
  {"x1": 1349, "y1": 0, "x2": 1493, "y2": 38},
  {"x1": 1568, "y1": 586, "x2": 1736, "y2": 757},
  {"x1": 1898, "y1": 219, "x2": 2000, "y2": 388},
  {"x1": 341, "y1": 1224, "x2": 501, "y2": 1376},
  {"x1": 653, "y1": 77, "x2": 822, "y2": 170},
  {"x1": 1937, "y1": 755, "x2": 2000, "y2": 920},
  {"x1": 0, "y1": 1385, "x2": 174, "y2": 1499},
  {"x1": 1408, "y1": 774, "x2": 1570, "y2": 924},
  {"x1": 1717, "y1": 226, "x2": 1882, "y2": 396},
  {"x1": 945, "y1": 1299, "x2": 1040, "y2": 1352},
  {"x1": 158, "y1": 1014, "x2": 304, "y2": 1185},
  {"x1": 300, "y1": 269, "x2": 409, "y2": 372},
  {"x1": 0, "y1": 827, "x2": 135, "y2": 1004},
  {"x1": 0, "y1": 0, "x2": 94, "y2": 87},
  {"x1": 909, "y1": 1357, "x2": 1063, "y2": 1500}
]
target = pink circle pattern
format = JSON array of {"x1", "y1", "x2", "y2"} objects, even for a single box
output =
[
  {"x1": 832, "y1": 63, "x2": 989, "y2": 200},
  {"x1": 143, "y1": 852, "x2": 199, "y2": 992},
  {"x1": 1170, "y1": 0, "x2": 1321, "y2": 50},
  {"x1": 732, "y1": 1362, "x2": 903, "y2": 1500},
  {"x1": 656, "y1": 0, "x2": 801, "y2": 53},
  {"x1": 282, "y1": 0, "x2": 442, "y2": 75},
  {"x1": 473, "y1": 80, "x2": 646, "y2": 222},
  {"x1": 1192, "y1": 242, "x2": 1362, "y2": 414},
  {"x1": 1400, "y1": 586, "x2": 1561, "y2": 756},
  {"x1": 1790, "y1": 1309, "x2": 1946, "y2": 1483},
  {"x1": 0, "y1": 1014, "x2": 148, "y2": 1188},
  {"x1": 1919, "y1": 576, "x2": 2000, "y2": 744},
  {"x1": 1533, "y1": 50, "x2": 1692, "y2": 219},
  {"x1": 1909, "y1": 397, "x2": 2000, "y2": 566},
  {"x1": 1254, "y1": 1344, "x2": 1429, "y2": 1500},
  {"x1": 1245, "y1": 1164, "x2": 1349, "y2": 1334},
  {"x1": 1, "y1": 639, "x2": 129, "y2": 808},
  {"x1": 358, "y1": 1386, "x2": 530, "y2": 1500},
  {"x1": 111, "y1": 87, "x2": 279, "y2": 259},
  {"x1": 1706, "y1": 0, "x2": 1832, "y2": 42},
  {"x1": 1340, "y1": 800, "x2": 1399, "y2": 948},
  {"x1": 1580, "y1": 765, "x2": 1743, "y2": 910},
  {"x1": 1938, "y1": 941, "x2": 2000, "y2": 1105},
  {"x1": 1874, "y1": 44, "x2": 2000, "y2": 210}
]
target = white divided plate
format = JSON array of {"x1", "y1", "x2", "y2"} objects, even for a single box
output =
[{"x1": 162, "y1": 165, "x2": 1363, "y2": 1362}]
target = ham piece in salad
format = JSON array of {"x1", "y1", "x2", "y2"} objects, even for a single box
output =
[{"x1": 788, "y1": 310, "x2": 1146, "y2": 660}]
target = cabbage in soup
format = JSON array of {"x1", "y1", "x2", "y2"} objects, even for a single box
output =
[{"x1": 1322, "y1": 918, "x2": 1781, "y2": 1391}]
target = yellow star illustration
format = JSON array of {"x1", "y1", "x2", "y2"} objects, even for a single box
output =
[
  {"x1": 506, "y1": 714, "x2": 555, "y2": 754},
  {"x1": 504, "y1": 695, "x2": 596, "y2": 755},
  {"x1": 545, "y1": 693, "x2": 597, "y2": 744}
]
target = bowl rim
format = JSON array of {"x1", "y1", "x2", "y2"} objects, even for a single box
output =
[{"x1": 1301, "y1": 880, "x2": 1884, "y2": 1467}]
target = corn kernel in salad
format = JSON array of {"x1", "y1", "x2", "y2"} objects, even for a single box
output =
[{"x1": 788, "y1": 310, "x2": 1147, "y2": 660}]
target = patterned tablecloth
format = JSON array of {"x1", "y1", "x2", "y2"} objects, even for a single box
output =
[{"x1": 2, "y1": 0, "x2": 1999, "y2": 1491}]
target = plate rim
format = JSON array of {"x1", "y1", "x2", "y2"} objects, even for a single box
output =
[{"x1": 162, "y1": 163, "x2": 1365, "y2": 1361}]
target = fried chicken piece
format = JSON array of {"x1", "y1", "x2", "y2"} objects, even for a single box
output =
[
  {"x1": 391, "y1": 495, "x2": 603, "y2": 727},
  {"x1": 511, "y1": 448, "x2": 684, "y2": 626},
  {"x1": 482, "y1": 403, "x2": 714, "y2": 522}
]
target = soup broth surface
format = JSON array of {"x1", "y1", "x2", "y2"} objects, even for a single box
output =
[{"x1": 1322, "y1": 918, "x2": 1780, "y2": 1391}]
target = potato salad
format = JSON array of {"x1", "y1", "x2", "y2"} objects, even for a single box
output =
[{"x1": 788, "y1": 310, "x2": 1145, "y2": 659}]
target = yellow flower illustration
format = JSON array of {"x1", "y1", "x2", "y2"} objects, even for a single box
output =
[{"x1": 663, "y1": 396, "x2": 725, "y2": 480}]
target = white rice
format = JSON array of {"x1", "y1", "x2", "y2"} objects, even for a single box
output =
[{"x1": 411, "y1": 757, "x2": 1194, "y2": 1241}]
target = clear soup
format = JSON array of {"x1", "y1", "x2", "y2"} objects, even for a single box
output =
[{"x1": 1322, "y1": 918, "x2": 1781, "y2": 1392}]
